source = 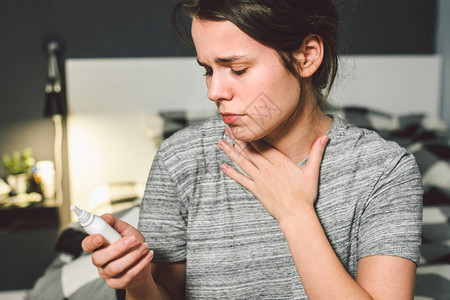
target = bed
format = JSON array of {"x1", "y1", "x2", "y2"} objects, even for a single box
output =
[
  {"x1": 24, "y1": 56, "x2": 450, "y2": 299},
  {"x1": 25, "y1": 105, "x2": 450, "y2": 300}
]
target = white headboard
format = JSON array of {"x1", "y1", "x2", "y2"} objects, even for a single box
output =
[
  {"x1": 66, "y1": 55, "x2": 442, "y2": 215},
  {"x1": 329, "y1": 55, "x2": 442, "y2": 116}
]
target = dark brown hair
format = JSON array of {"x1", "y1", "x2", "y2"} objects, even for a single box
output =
[{"x1": 173, "y1": 0, "x2": 340, "y2": 110}]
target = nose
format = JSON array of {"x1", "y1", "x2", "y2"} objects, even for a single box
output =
[{"x1": 207, "y1": 72, "x2": 233, "y2": 102}]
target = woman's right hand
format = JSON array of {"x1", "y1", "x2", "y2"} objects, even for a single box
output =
[{"x1": 81, "y1": 214, "x2": 154, "y2": 290}]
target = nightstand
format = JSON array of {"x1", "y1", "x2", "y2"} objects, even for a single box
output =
[{"x1": 0, "y1": 199, "x2": 60, "y2": 290}]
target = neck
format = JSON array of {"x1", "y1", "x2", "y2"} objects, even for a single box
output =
[{"x1": 263, "y1": 83, "x2": 332, "y2": 164}]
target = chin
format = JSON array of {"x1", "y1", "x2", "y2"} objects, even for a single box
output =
[{"x1": 229, "y1": 125, "x2": 265, "y2": 142}]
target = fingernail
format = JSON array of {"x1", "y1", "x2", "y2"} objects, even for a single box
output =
[
  {"x1": 94, "y1": 235, "x2": 103, "y2": 245},
  {"x1": 320, "y1": 136, "x2": 329, "y2": 145},
  {"x1": 218, "y1": 139, "x2": 226, "y2": 148},
  {"x1": 124, "y1": 236, "x2": 136, "y2": 246},
  {"x1": 147, "y1": 250, "x2": 154, "y2": 260},
  {"x1": 139, "y1": 243, "x2": 148, "y2": 252},
  {"x1": 225, "y1": 127, "x2": 231, "y2": 135}
]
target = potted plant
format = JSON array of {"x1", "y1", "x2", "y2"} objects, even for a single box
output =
[{"x1": 2, "y1": 148, "x2": 35, "y2": 195}]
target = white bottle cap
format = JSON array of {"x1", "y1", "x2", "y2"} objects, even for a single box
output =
[{"x1": 71, "y1": 205, "x2": 94, "y2": 226}]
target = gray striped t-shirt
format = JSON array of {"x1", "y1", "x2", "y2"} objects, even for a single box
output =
[{"x1": 138, "y1": 115, "x2": 423, "y2": 299}]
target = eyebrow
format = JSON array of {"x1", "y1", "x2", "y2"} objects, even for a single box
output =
[{"x1": 196, "y1": 55, "x2": 249, "y2": 67}]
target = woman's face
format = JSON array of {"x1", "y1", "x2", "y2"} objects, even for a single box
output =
[{"x1": 191, "y1": 18, "x2": 302, "y2": 141}]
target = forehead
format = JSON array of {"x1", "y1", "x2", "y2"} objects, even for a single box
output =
[{"x1": 191, "y1": 18, "x2": 267, "y2": 61}]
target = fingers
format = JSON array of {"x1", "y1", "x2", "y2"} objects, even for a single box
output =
[
  {"x1": 306, "y1": 135, "x2": 329, "y2": 175},
  {"x1": 103, "y1": 249, "x2": 154, "y2": 290},
  {"x1": 218, "y1": 138, "x2": 259, "y2": 178},
  {"x1": 92, "y1": 235, "x2": 138, "y2": 267},
  {"x1": 220, "y1": 163, "x2": 255, "y2": 192},
  {"x1": 83, "y1": 221, "x2": 153, "y2": 290},
  {"x1": 248, "y1": 139, "x2": 288, "y2": 166},
  {"x1": 225, "y1": 127, "x2": 288, "y2": 166},
  {"x1": 98, "y1": 242, "x2": 153, "y2": 279},
  {"x1": 224, "y1": 128, "x2": 253, "y2": 160},
  {"x1": 227, "y1": 134, "x2": 270, "y2": 168},
  {"x1": 101, "y1": 214, "x2": 139, "y2": 238},
  {"x1": 82, "y1": 216, "x2": 144, "y2": 254},
  {"x1": 82, "y1": 234, "x2": 104, "y2": 253}
]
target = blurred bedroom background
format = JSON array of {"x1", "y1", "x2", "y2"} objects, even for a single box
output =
[{"x1": 0, "y1": 0, "x2": 449, "y2": 299}]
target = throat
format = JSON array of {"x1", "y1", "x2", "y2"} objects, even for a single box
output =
[{"x1": 264, "y1": 113, "x2": 333, "y2": 164}]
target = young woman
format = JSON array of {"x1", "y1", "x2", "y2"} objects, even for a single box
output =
[{"x1": 82, "y1": 1, "x2": 423, "y2": 299}]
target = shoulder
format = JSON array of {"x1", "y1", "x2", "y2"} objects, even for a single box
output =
[
  {"x1": 320, "y1": 116, "x2": 422, "y2": 234},
  {"x1": 326, "y1": 115, "x2": 417, "y2": 170},
  {"x1": 323, "y1": 115, "x2": 422, "y2": 197}
]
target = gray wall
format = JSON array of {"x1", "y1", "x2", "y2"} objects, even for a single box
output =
[
  {"x1": 0, "y1": 0, "x2": 192, "y2": 174},
  {"x1": 0, "y1": 0, "x2": 190, "y2": 227},
  {"x1": 437, "y1": 0, "x2": 450, "y2": 125},
  {"x1": 339, "y1": 1, "x2": 436, "y2": 54},
  {"x1": 0, "y1": 0, "x2": 439, "y2": 218}
]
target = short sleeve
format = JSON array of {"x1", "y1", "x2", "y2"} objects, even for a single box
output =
[
  {"x1": 358, "y1": 152, "x2": 423, "y2": 265},
  {"x1": 138, "y1": 148, "x2": 188, "y2": 262}
]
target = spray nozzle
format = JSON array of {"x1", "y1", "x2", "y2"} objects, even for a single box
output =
[
  {"x1": 70, "y1": 205, "x2": 92, "y2": 225},
  {"x1": 70, "y1": 205, "x2": 82, "y2": 215}
]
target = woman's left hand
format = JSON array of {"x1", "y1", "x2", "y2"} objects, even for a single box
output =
[{"x1": 218, "y1": 127, "x2": 329, "y2": 223}]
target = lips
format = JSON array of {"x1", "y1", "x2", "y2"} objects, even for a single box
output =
[{"x1": 221, "y1": 114, "x2": 244, "y2": 125}]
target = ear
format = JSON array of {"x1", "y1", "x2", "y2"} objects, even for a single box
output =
[{"x1": 294, "y1": 35, "x2": 324, "y2": 78}]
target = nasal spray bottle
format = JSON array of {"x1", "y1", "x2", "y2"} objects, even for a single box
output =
[{"x1": 71, "y1": 205, "x2": 122, "y2": 244}]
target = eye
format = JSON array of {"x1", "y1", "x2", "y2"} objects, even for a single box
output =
[
  {"x1": 203, "y1": 67, "x2": 213, "y2": 77},
  {"x1": 232, "y1": 68, "x2": 248, "y2": 76}
]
